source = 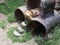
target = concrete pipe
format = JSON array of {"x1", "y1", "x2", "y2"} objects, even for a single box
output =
[
  {"x1": 26, "y1": 11, "x2": 60, "y2": 36},
  {"x1": 14, "y1": 0, "x2": 55, "y2": 23},
  {"x1": 14, "y1": 0, "x2": 57, "y2": 37},
  {"x1": 15, "y1": 6, "x2": 27, "y2": 23}
]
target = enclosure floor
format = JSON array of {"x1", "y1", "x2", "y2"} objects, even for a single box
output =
[{"x1": 0, "y1": 22, "x2": 38, "y2": 45}]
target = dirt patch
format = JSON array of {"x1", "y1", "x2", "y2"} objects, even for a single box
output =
[
  {"x1": 0, "y1": 13, "x2": 38, "y2": 45},
  {"x1": 0, "y1": 22, "x2": 38, "y2": 45},
  {"x1": 0, "y1": 13, "x2": 6, "y2": 20}
]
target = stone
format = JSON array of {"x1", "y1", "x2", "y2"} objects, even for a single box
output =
[
  {"x1": 13, "y1": 30, "x2": 24, "y2": 37},
  {"x1": 21, "y1": 22, "x2": 27, "y2": 27},
  {"x1": 0, "y1": 0, "x2": 5, "y2": 3},
  {"x1": 48, "y1": 33, "x2": 53, "y2": 39},
  {"x1": 54, "y1": 10, "x2": 59, "y2": 15},
  {"x1": 17, "y1": 27, "x2": 25, "y2": 34}
]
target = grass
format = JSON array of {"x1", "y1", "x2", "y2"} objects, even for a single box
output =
[
  {"x1": 7, "y1": 27, "x2": 32, "y2": 42},
  {"x1": 0, "y1": 0, "x2": 60, "y2": 44},
  {"x1": 0, "y1": 20, "x2": 7, "y2": 29},
  {"x1": 6, "y1": 24, "x2": 60, "y2": 44},
  {"x1": 44, "y1": 24, "x2": 60, "y2": 45},
  {"x1": 35, "y1": 36, "x2": 43, "y2": 45},
  {"x1": 0, "y1": 0, "x2": 25, "y2": 15},
  {"x1": 35, "y1": 24, "x2": 60, "y2": 45},
  {"x1": 7, "y1": 13, "x2": 16, "y2": 22}
]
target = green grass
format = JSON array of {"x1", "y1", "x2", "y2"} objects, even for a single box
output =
[
  {"x1": 35, "y1": 36, "x2": 43, "y2": 45},
  {"x1": 7, "y1": 27, "x2": 32, "y2": 42},
  {"x1": 0, "y1": 0, "x2": 25, "y2": 15},
  {"x1": 35, "y1": 24, "x2": 60, "y2": 45},
  {"x1": 0, "y1": 0, "x2": 60, "y2": 44},
  {"x1": 44, "y1": 25, "x2": 60, "y2": 45},
  {"x1": 0, "y1": 20, "x2": 7, "y2": 29},
  {"x1": 7, "y1": 13, "x2": 16, "y2": 22}
]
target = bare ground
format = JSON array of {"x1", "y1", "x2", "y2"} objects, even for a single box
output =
[{"x1": 0, "y1": 13, "x2": 38, "y2": 45}]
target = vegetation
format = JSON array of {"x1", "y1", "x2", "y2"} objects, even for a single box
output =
[
  {"x1": 44, "y1": 24, "x2": 60, "y2": 45},
  {"x1": 0, "y1": 0, "x2": 25, "y2": 15},
  {"x1": 6, "y1": 23, "x2": 60, "y2": 44},
  {"x1": 7, "y1": 27, "x2": 32, "y2": 42},
  {"x1": 35, "y1": 36, "x2": 43, "y2": 45},
  {"x1": 7, "y1": 13, "x2": 16, "y2": 22},
  {"x1": 0, "y1": 20, "x2": 7, "y2": 29},
  {"x1": 35, "y1": 24, "x2": 60, "y2": 45},
  {"x1": 0, "y1": 0, "x2": 60, "y2": 44}
]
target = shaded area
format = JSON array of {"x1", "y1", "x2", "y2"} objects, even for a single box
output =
[
  {"x1": 27, "y1": 21, "x2": 46, "y2": 36},
  {"x1": 15, "y1": 9, "x2": 25, "y2": 23}
]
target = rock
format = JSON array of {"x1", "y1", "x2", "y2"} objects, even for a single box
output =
[
  {"x1": 0, "y1": 13, "x2": 6, "y2": 20},
  {"x1": 54, "y1": 10, "x2": 59, "y2": 15},
  {"x1": 21, "y1": 22, "x2": 27, "y2": 27},
  {"x1": 0, "y1": 0, "x2": 5, "y2": 3},
  {"x1": 48, "y1": 33, "x2": 53, "y2": 39},
  {"x1": 13, "y1": 30, "x2": 24, "y2": 37},
  {"x1": 17, "y1": 27, "x2": 25, "y2": 34}
]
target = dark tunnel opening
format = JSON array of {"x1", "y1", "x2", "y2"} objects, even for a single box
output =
[
  {"x1": 27, "y1": 21, "x2": 46, "y2": 36},
  {"x1": 15, "y1": 9, "x2": 25, "y2": 23}
]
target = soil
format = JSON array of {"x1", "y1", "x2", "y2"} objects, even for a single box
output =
[{"x1": 0, "y1": 13, "x2": 38, "y2": 45}]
